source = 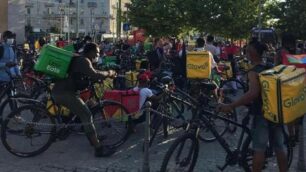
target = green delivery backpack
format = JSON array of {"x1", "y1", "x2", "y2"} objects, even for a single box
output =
[{"x1": 34, "y1": 45, "x2": 74, "y2": 79}]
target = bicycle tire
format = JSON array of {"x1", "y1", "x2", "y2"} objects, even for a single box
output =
[
  {"x1": 240, "y1": 136, "x2": 293, "y2": 172},
  {"x1": 1, "y1": 105, "x2": 56, "y2": 157},
  {"x1": 223, "y1": 97, "x2": 238, "y2": 133},
  {"x1": 160, "y1": 132, "x2": 199, "y2": 172},
  {"x1": 0, "y1": 94, "x2": 32, "y2": 123},
  {"x1": 198, "y1": 112, "x2": 228, "y2": 142},
  {"x1": 91, "y1": 100, "x2": 131, "y2": 149}
]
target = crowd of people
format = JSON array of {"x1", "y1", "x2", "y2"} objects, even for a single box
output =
[{"x1": 1, "y1": 29, "x2": 305, "y2": 171}]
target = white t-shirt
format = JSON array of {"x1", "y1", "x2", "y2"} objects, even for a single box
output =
[
  {"x1": 133, "y1": 87, "x2": 153, "y2": 110},
  {"x1": 204, "y1": 43, "x2": 218, "y2": 56}
]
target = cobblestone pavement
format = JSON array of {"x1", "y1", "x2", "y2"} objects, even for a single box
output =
[{"x1": 0, "y1": 107, "x2": 305, "y2": 172}]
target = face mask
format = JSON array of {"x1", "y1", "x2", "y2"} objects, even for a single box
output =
[
  {"x1": 92, "y1": 56, "x2": 99, "y2": 63},
  {"x1": 6, "y1": 39, "x2": 14, "y2": 45}
]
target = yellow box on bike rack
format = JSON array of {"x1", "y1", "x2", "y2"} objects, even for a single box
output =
[
  {"x1": 186, "y1": 51, "x2": 212, "y2": 79},
  {"x1": 125, "y1": 71, "x2": 138, "y2": 88},
  {"x1": 219, "y1": 61, "x2": 233, "y2": 78},
  {"x1": 259, "y1": 65, "x2": 306, "y2": 124}
]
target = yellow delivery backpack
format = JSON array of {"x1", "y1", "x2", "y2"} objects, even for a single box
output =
[
  {"x1": 259, "y1": 65, "x2": 306, "y2": 124},
  {"x1": 186, "y1": 51, "x2": 212, "y2": 79}
]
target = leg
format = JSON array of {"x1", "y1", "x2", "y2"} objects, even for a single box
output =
[
  {"x1": 252, "y1": 115, "x2": 269, "y2": 172},
  {"x1": 53, "y1": 93, "x2": 99, "y2": 147},
  {"x1": 271, "y1": 125, "x2": 288, "y2": 172},
  {"x1": 253, "y1": 151, "x2": 265, "y2": 172}
]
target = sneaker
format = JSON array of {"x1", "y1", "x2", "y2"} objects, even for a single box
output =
[{"x1": 94, "y1": 145, "x2": 116, "y2": 157}]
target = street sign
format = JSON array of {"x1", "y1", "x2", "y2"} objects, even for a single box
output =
[{"x1": 123, "y1": 23, "x2": 130, "y2": 31}]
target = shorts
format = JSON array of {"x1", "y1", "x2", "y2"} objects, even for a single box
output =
[{"x1": 252, "y1": 115, "x2": 286, "y2": 152}]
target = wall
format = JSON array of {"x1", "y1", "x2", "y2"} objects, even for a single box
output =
[
  {"x1": 0, "y1": 0, "x2": 8, "y2": 40},
  {"x1": 8, "y1": 0, "x2": 26, "y2": 44}
]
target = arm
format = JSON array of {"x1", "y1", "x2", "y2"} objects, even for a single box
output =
[
  {"x1": 218, "y1": 71, "x2": 261, "y2": 112},
  {"x1": 79, "y1": 58, "x2": 111, "y2": 81},
  {"x1": 230, "y1": 71, "x2": 260, "y2": 108}
]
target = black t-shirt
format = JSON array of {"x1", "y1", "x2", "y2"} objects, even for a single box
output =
[{"x1": 147, "y1": 48, "x2": 164, "y2": 70}]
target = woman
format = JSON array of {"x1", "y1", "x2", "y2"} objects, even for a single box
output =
[{"x1": 218, "y1": 40, "x2": 288, "y2": 172}]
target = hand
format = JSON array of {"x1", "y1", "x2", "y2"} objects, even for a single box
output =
[
  {"x1": 5, "y1": 62, "x2": 17, "y2": 68},
  {"x1": 216, "y1": 103, "x2": 233, "y2": 113},
  {"x1": 108, "y1": 70, "x2": 117, "y2": 78}
]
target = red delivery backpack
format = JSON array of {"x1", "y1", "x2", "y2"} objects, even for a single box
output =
[{"x1": 103, "y1": 89, "x2": 140, "y2": 120}]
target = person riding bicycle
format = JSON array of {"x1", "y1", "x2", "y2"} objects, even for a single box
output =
[
  {"x1": 52, "y1": 42, "x2": 117, "y2": 157},
  {"x1": 217, "y1": 40, "x2": 288, "y2": 172}
]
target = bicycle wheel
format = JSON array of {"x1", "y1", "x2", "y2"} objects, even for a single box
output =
[
  {"x1": 1, "y1": 105, "x2": 56, "y2": 157},
  {"x1": 91, "y1": 100, "x2": 130, "y2": 148},
  {"x1": 240, "y1": 136, "x2": 293, "y2": 172},
  {"x1": 160, "y1": 132, "x2": 199, "y2": 172},
  {"x1": 0, "y1": 94, "x2": 32, "y2": 122},
  {"x1": 198, "y1": 111, "x2": 228, "y2": 142},
  {"x1": 223, "y1": 97, "x2": 238, "y2": 133}
]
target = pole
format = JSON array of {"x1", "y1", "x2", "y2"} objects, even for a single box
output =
[
  {"x1": 297, "y1": 119, "x2": 305, "y2": 172},
  {"x1": 60, "y1": 5, "x2": 63, "y2": 37},
  {"x1": 258, "y1": 0, "x2": 263, "y2": 42},
  {"x1": 142, "y1": 101, "x2": 151, "y2": 172},
  {"x1": 76, "y1": 0, "x2": 79, "y2": 38},
  {"x1": 116, "y1": 0, "x2": 122, "y2": 40},
  {"x1": 68, "y1": 4, "x2": 70, "y2": 42}
]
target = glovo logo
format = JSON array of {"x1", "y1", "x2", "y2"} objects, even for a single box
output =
[
  {"x1": 46, "y1": 61, "x2": 61, "y2": 74},
  {"x1": 284, "y1": 87, "x2": 306, "y2": 108},
  {"x1": 261, "y1": 80, "x2": 270, "y2": 112},
  {"x1": 187, "y1": 62, "x2": 209, "y2": 70}
]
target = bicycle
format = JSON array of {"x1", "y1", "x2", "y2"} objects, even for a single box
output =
[
  {"x1": 160, "y1": 106, "x2": 293, "y2": 172},
  {"x1": 1, "y1": 78, "x2": 131, "y2": 157}
]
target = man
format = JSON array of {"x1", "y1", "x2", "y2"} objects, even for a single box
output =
[
  {"x1": 52, "y1": 43, "x2": 116, "y2": 157},
  {"x1": 205, "y1": 35, "x2": 219, "y2": 58},
  {"x1": 0, "y1": 30, "x2": 20, "y2": 82},
  {"x1": 194, "y1": 37, "x2": 217, "y2": 69},
  {"x1": 147, "y1": 38, "x2": 164, "y2": 73}
]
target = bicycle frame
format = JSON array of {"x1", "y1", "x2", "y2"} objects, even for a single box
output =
[{"x1": 198, "y1": 110, "x2": 252, "y2": 156}]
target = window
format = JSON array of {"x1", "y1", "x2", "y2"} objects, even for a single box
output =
[
  {"x1": 27, "y1": 8, "x2": 31, "y2": 14},
  {"x1": 80, "y1": 19, "x2": 84, "y2": 25},
  {"x1": 81, "y1": 0, "x2": 84, "y2": 3}
]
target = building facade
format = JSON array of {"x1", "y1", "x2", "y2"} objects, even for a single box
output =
[
  {"x1": 25, "y1": 0, "x2": 130, "y2": 39},
  {"x1": 0, "y1": 0, "x2": 130, "y2": 43}
]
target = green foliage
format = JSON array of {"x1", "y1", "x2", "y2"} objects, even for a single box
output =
[
  {"x1": 128, "y1": 0, "x2": 261, "y2": 39},
  {"x1": 265, "y1": 0, "x2": 306, "y2": 39}
]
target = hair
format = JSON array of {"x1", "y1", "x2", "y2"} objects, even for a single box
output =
[
  {"x1": 196, "y1": 38, "x2": 205, "y2": 48},
  {"x1": 281, "y1": 32, "x2": 296, "y2": 49},
  {"x1": 2, "y1": 30, "x2": 14, "y2": 39},
  {"x1": 154, "y1": 38, "x2": 161, "y2": 46},
  {"x1": 84, "y1": 35, "x2": 92, "y2": 42},
  {"x1": 39, "y1": 37, "x2": 46, "y2": 47},
  {"x1": 83, "y1": 42, "x2": 98, "y2": 55},
  {"x1": 206, "y1": 35, "x2": 214, "y2": 43},
  {"x1": 248, "y1": 40, "x2": 267, "y2": 57}
]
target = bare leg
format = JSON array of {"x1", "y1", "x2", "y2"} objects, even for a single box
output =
[
  {"x1": 275, "y1": 150, "x2": 288, "y2": 172},
  {"x1": 253, "y1": 151, "x2": 265, "y2": 172}
]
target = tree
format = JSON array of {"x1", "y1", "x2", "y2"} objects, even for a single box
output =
[
  {"x1": 266, "y1": 0, "x2": 306, "y2": 39},
  {"x1": 128, "y1": 0, "x2": 191, "y2": 37},
  {"x1": 128, "y1": 0, "x2": 261, "y2": 39}
]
